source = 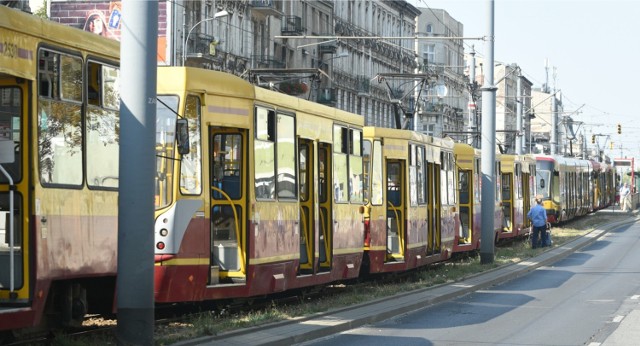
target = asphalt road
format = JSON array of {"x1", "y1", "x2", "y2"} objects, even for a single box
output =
[{"x1": 301, "y1": 220, "x2": 640, "y2": 346}]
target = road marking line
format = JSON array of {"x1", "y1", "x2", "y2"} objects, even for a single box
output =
[{"x1": 613, "y1": 315, "x2": 624, "y2": 323}]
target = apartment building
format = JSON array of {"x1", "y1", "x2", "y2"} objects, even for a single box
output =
[{"x1": 415, "y1": 7, "x2": 467, "y2": 141}]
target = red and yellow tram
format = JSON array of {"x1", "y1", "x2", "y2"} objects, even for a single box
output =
[
  {"x1": 0, "y1": 5, "x2": 120, "y2": 333},
  {"x1": 497, "y1": 154, "x2": 537, "y2": 241},
  {"x1": 361, "y1": 127, "x2": 456, "y2": 274},
  {"x1": 152, "y1": 67, "x2": 366, "y2": 302}
]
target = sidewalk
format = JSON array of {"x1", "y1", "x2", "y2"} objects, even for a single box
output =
[{"x1": 175, "y1": 210, "x2": 637, "y2": 346}]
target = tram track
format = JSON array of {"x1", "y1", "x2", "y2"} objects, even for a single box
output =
[{"x1": 4, "y1": 211, "x2": 632, "y2": 345}]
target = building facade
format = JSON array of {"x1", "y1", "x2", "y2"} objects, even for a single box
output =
[
  {"x1": 415, "y1": 8, "x2": 467, "y2": 141},
  {"x1": 46, "y1": 0, "x2": 548, "y2": 148},
  {"x1": 494, "y1": 64, "x2": 533, "y2": 154},
  {"x1": 531, "y1": 89, "x2": 564, "y2": 155}
]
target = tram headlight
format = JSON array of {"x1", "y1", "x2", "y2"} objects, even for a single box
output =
[{"x1": 159, "y1": 228, "x2": 169, "y2": 237}]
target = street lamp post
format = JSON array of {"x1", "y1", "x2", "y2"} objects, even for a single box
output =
[{"x1": 183, "y1": 10, "x2": 228, "y2": 66}]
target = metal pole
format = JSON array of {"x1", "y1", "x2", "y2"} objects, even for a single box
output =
[
  {"x1": 550, "y1": 70, "x2": 558, "y2": 155},
  {"x1": 480, "y1": 0, "x2": 496, "y2": 264},
  {"x1": 414, "y1": 23, "x2": 420, "y2": 132},
  {"x1": 117, "y1": 0, "x2": 157, "y2": 344},
  {"x1": 468, "y1": 46, "x2": 477, "y2": 147},
  {"x1": 516, "y1": 68, "x2": 523, "y2": 155}
]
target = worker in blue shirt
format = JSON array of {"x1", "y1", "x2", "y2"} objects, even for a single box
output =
[{"x1": 527, "y1": 196, "x2": 548, "y2": 248}]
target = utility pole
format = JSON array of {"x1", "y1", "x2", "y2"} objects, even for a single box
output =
[
  {"x1": 515, "y1": 67, "x2": 523, "y2": 155},
  {"x1": 480, "y1": 0, "x2": 496, "y2": 265},
  {"x1": 117, "y1": 0, "x2": 157, "y2": 344},
  {"x1": 550, "y1": 72, "x2": 558, "y2": 155},
  {"x1": 467, "y1": 46, "x2": 477, "y2": 147}
]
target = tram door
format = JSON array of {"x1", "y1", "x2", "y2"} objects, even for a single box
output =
[
  {"x1": 0, "y1": 82, "x2": 27, "y2": 302},
  {"x1": 427, "y1": 162, "x2": 441, "y2": 255},
  {"x1": 317, "y1": 143, "x2": 333, "y2": 271},
  {"x1": 298, "y1": 139, "x2": 316, "y2": 274},
  {"x1": 458, "y1": 170, "x2": 472, "y2": 243},
  {"x1": 386, "y1": 160, "x2": 405, "y2": 261},
  {"x1": 522, "y1": 167, "x2": 533, "y2": 229},
  {"x1": 210, "y1": 128, "x2": 246, "y2": 284},
  {"x1": 501, "y1": 173, "x2": 513, "y2": 232}
]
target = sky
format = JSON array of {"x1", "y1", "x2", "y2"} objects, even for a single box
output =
[{"x1": 411, "y1": 0, "x2": 640, "y2": 161}]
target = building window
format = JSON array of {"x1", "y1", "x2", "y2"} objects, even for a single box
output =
[
  {"x1": 426, "y1": 24, "x2": 433, "y2": 33},
  {"x1": 424, "y1": 45, "x2": 435, "y2": 64}
]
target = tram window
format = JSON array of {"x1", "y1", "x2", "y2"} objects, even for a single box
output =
[
  {"x1": 86, "y1": 62, "x2": 119, "y2": 109},
  {"x1": 87, "y1": 62, "x2": 100, "y2": 106},
  {"x1": 387, "y1": 162, "x2": 401, "y2": 206},
  {"x1": 335, "y1": 126, "x2": 348, "y2": 154},
  {"x1": 213, "y1": 134, "x2": 242, "y2": 200},
  {"x1": 495, "y1": 162, "x2": 501, "y2": 202},
  {"x1": 299, "y1": 146, "x2": 308, "y2": 201},
  {"x1": 37, "y1": 49, "x2": 83, "y2": 187},
  {"x1": 255, "y1": 107, "x2": 275, "y2": 142},
  {"x1": 180, "y1": 95, "x2": 202, "y2": 195},
  {"x1": 318, "y1": 148, "x2": 327, "y2": 203},
  {"x1": 350, "y1": 154, "x2": 363, "y2": 202},
  {"x1": 363, "y1": 140, "x2": 371, "y2": 202},
  {"x1": 155, "y1": 95, "x2": 178, "y2": 208},
  {"x1": 515, "y1": 164, "x2": 522, "y2": 199},
  {"x1": 416, "y1": 146, "x2": 425, "y2": 204},
  {"x1": 349, "y1": 129, "x2": 361, "y2": 156},
  {"x1": 440, "y1": 152, "x2": 447, "y2": 205},
  {"x1": 370, "y1": 140, "x2": 383, "y2": 205},
  {"x1": 333, "y1": 125, "x2": 348, "y2": 202},
  {"x1": 87, "y1": 61, "x2": 120, "y2": 189},
  {"x1": 0, "y1": 88, "x2": 22, "y2": 183},
  {"x1": 409, "y1": 145, "x2": 418, "y2": 206},
  {"x1": 60, "y1": 55, "x2": 82, "y2": 103},
  {"x1": 349, "y1": 129, "x2": 362, "y2": 202},
  {"x1": 459, "y1": 171, "x2": 469, "y2": 204},
  {"x1": 449, "y1": 153, "x2": 456, "y2": 203},
  {"x1": 254, "y1": 107, "x2": 275, "y2": 199},
  {"x1": 38, "y1": 50, "x2": 57, "y2": 98},
  {"x1": 276, "y1": 113, "x2": 296, "y2": 199},
  {"x1": 501, "y1": 174, "x2": 511, "y2": 199}
]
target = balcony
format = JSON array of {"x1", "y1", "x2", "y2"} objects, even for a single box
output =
[
  {"x1": 421, "y1": 101, "x2": 443, "y2": 114},
  {"x1": 317, "y1": 88, "x2": 337, "y2": 106},
  {"x1": 281, "y1": 16, "x2": 303, "y2": 36},
  {"x1": 249, "y1": 0, "x2": 281, "y2": 18},
  {"x1": 251, "y1": 55, "x2": 285, "y2": 69},
  {"x1": 185, "y1": 33, "x2": 221, "y2": 63},
  {"x1": 356, "y1": 76, "x2": 370, "y2": 96},
  {"x1": 318, "y1": 38, "x2": 338, "y2": 54}
]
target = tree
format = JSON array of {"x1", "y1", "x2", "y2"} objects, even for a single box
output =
[{"x1": 33, "y1": 0, "x2": 47, "y2": 19}]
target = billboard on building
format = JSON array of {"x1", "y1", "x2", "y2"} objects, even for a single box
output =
[{"x1": 49, "y1": 1, "x2": 168, "y2": 64}]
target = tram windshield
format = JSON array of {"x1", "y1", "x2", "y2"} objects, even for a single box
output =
[
  {"x1": 536, "y1": 170, "x2": 551, "y2": 198},
  {"x1": 155, "y1": 95, "x2": 179, "y2": 209}
]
